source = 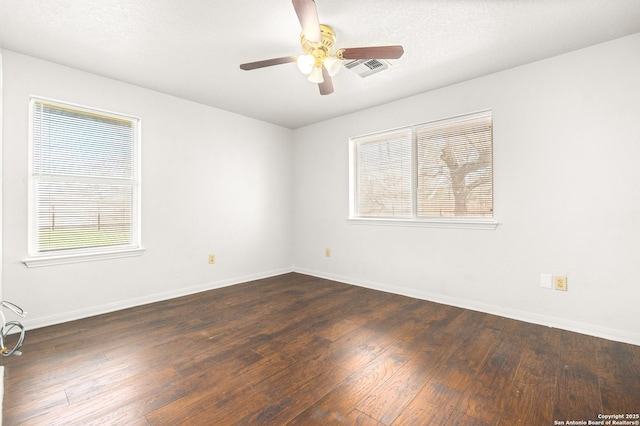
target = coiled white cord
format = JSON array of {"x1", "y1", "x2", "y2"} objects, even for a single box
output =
[{"x1": 0, "y1": 301, "x2": 27, "y2": 356}]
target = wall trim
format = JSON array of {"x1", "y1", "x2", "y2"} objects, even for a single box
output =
[
  {"x1": 21, "y1": 266, "x2": 640, "y2": 347},
  {"x1": 293, "y1": 267, "x2": 640, "y2": 347},
  {"x1": 21, "y1": 267, "x2": 294, "y2": 331}
]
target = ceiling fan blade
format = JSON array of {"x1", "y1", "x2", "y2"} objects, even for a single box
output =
[
  {"x1": 240, "y1": 56, "x2": 296, "y2": 70},
  {"x1": 339, "y1": 45, "x2": 405, "y2": 60},
  {"x1": 292, "y1": 0, "x2": 321, "y2": 43},
  {"x1": 318, "y1": 68, "x2": 334, "y2": 95}
]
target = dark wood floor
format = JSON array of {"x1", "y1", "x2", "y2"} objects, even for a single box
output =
[{"x1": 2, "y1": 273, "x2": 639, "y2": 425}]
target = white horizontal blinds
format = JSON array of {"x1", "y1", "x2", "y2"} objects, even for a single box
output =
[
  {"x1": 35, "y1": 183, "x2": 133, "y2": 251},
  {"x1": 355, "y1": 128, "x2": 412, "y2": 217},
  {"x1": 32, "y1": 101, "x2": 135, "y2": 252},
  {"x1": 416, "y1": 113, "x2": 493, "y2": 217},
  {"x1": 33, "y1": 103, "x2": 133, "y2": 178}
]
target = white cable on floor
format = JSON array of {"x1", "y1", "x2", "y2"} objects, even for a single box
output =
[{"x1": 0, "y1": 301, "x2": 27, "y2": 356}]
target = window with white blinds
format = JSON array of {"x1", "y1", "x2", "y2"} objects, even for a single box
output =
[
  {"x1": 28, "y1": 98, "x2": 141, "y2": 260},
  {"x1": 350, "y1": 111, "x2": 494, "y2": 226},
  {"x1": 354, "y1": 128, "x2": 413, "y2": 217},
  {"x1": 416, "y1": 113, "x2": 493, "y2": 217}
]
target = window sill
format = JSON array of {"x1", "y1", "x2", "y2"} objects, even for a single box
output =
[
  {"x1": 23, "y1": 247, "x2": 146, "y2": 268},
  {"x1": 347, "y1": 217, "x2": 498, "y2": 230}
]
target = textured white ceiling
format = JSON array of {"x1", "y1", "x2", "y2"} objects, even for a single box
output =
[{"x1": 2, "y1": 0, "x2": 640, "y2": 129}]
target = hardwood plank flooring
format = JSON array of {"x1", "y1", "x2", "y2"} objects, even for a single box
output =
[{"x1": 2, "y1": 273, "x2": 639, "y2": 425}]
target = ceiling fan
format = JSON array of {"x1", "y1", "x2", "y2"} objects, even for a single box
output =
[{"x1": 239, "y1": 0, "x2": 404, "y2": 95}]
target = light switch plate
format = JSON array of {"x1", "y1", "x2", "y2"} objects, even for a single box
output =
[{"x1": 540, "y1": 273, "x2": 553, "y2": 289}]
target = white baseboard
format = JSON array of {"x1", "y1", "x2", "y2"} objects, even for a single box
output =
[
  {"x1": 22, "y1": 267, "x2": 294, "y2": 331},
  {"x1": 20, "y1": 266, "x2": 640, "y2": 347},
  {"x1": 294, "y1": 267, "x2": 640, "y2": 347}
]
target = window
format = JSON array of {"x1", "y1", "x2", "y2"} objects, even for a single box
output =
[
  {"x1": 354, "y1": 128, "x2": 413, "y2": 217},
  {"x1": 350, "y1": 110, "x2": 496, "y2": 229},
  {"x1": 25, "y1": 98, "x2": 143, "y2": 267}
]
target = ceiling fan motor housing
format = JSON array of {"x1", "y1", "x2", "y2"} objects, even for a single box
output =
[{"x1": 300, "y1": 24, "x2": 336, "y2": 65}]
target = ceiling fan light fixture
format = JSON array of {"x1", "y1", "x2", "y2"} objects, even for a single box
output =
[
  {"x1": 296, "y1": 54, "x2": 315, "y2": 74},
  {"x1": 238, "y1": 1, "x2": 405, "y2": 95},
  {"x1": 307, "y1": 66, "x2": 324, "y2": 83},
  {"x1": 324, "y1": 56, "x2": 342, "y2": 76}
]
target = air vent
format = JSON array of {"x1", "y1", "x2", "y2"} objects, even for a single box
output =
[{"x1": 344, "y1": 58, "x2": 391, "y2": 78}]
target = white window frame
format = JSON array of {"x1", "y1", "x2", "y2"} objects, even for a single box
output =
[
  {"x1": 24, "y1": 97, "x2": 144, "y2": 267},
  {"x1": 349, "y1": 110, "x2": 498, "y2": 230}
]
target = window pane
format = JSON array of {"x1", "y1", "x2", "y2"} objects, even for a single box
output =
[
  {"x1": 36, "y1": 181, "x2": 133, "y2": 251},
  {"x1": 417, "y1": 115, "x2": 492, "y2": 217},
  {"x1": 355, "y1": 129, "x2": 412, "y2": 217},
  {"x1": 33, "y1": 103, "x2": 134, "y2": 179}
]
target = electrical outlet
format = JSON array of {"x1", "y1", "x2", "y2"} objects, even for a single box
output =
[
  {"x1": 554, "y1": 276, "x2": 567, "y2": 291},
  {"x1": 325, "y1": 248, "x2": 331, "y2": 257},
  {"x1": 208, "y1": 254, "x2": 215, "y2": 264}
]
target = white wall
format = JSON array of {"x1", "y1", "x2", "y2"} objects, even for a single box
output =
[
  {"x1": 3, "y1": 34, "x2": 640, "y2": 345},
  {"x1": 0, "y1": 51, "x2": 4, "y2": 304},
  {"x1": 2, "y1": 50, "x2": 294, "y2": 329},
  {"x1": 292, "y1": 33, "x2": 640, "y2": 345}
]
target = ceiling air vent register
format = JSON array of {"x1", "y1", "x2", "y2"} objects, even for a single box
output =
[{"x1": 344, "y1": 59, "x2": 391, "y2": 78}]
